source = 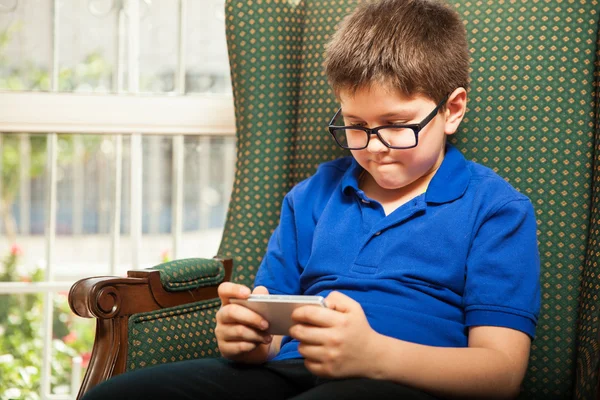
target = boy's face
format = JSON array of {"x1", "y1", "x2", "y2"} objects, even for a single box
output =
[{"x1": 338, "y1": 83, "x2": 465, "y2": 195}]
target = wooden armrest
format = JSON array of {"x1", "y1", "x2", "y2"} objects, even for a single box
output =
[{"x1": 68, "y1": 257, "x2": 232, "y2": 399}]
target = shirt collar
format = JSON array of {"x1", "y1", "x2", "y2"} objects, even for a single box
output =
[
  {"x1": 425, "y1": 143, "x2": 470, "y2": 204},
  {"x1": 341, "y1": 158, "x2": 364, "y2": 196},
  {"x1": 340, "y1": 143, "x2": 470, "y2": 204}
]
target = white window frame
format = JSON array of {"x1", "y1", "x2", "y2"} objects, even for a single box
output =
[{"x1": 0, "y1": 92, "x2": 235, "y2": 135}]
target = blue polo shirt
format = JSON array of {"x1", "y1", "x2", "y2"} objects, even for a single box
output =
[{"x1": 254, "y1": 144, "x2": 541, "y2": 361}]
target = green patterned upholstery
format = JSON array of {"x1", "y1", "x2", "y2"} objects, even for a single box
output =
[
  {"x1": 124, "y1": 0, "x2": 600, "y2": 398},
  {"x1": 126, "y1": 299, "x2": 221, "y2": 370},
  {"x1": 152, "y1": 258, "x2": 224, "y2": 292},
  {"x1": 455, "y1": 2, "x2": 599, "y2": 398},
  {"x1": 454, "y1": 3, "x2": 599, "y2": 398},
  {"x1": 220, "y1": 0, "x2": 305, "y2": 287}
]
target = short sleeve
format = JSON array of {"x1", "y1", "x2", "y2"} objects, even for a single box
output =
[
  {"x1": 464, "y1": 199, "x2": 541, "y2": 338},
  {"x1": 253, "y1": 193, "x2": 303, "y2": 295}
]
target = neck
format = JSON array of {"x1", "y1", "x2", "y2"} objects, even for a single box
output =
[
  {"x1": 361, "y1": 174, "x2": 426, "y2": 215},
  {"x1": 359, "y1": 159, "x2": 443, "y2": 215}
]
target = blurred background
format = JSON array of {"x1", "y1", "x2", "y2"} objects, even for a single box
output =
[{"x1": 0, "y1": 0, "x2": 235, "y2": 398}]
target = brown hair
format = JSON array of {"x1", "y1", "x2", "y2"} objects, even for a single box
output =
[{"x1": 324, "y1": 0, "x2": 470, "y2": 103}]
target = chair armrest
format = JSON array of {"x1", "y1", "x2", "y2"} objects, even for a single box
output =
[{"x1": 68, "y1": 257, "x2": 232, "y2": 399}]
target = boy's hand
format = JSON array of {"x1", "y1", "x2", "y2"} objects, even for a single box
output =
[
  {"x1": 289, "y1": 291, "x2": 378, "y2": 378},
  {"x1": 215, "y1": 282, "x2": 273, "y2": 363}
]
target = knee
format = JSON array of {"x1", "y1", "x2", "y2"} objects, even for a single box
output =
[{"x1": 80, "y1": 373, "x2": 159, "y2": 400}]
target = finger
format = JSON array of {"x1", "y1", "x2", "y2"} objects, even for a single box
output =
[
  {"x1": 218, "y1": 282, "x2": 251, "y2": 305},
  {"x1": 219, "y1": 323, "x2": 273, "y2": 344},
  {"x1": 324, "y1": 291, "x2": 358, "y2": 313},
  {"x1": 219, "y1": 340, "x2": 260, "y2": 356},
  {"x1": 291, "y1": 305, "x2": 340, "y2": 327},
  {"x1": 217, "y1": 303, "x2": 269, "y2": 331},
  {"x1": 288, "y1": 323, "x2": 327, "y2": 345},
  {"x1": 297, "y1": 342, "x2": 326, "y2": 360},
  {"x1": 303, "y1": 359, "x2": 328, "y2": 377},
  {"x1": 252, "y1": 285, "x2": 270, "y2": 295}
]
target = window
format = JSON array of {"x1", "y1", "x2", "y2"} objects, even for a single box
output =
[{"x1": 0, "y1": 1, "x2": 235, "y2": 398}]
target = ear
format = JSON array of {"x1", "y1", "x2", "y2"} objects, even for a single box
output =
[{"x1": 443, "y1": 87, "x2": 467, "y2": 136}]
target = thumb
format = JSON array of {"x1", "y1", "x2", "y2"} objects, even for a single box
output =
[
  {"x1": 252, "y1": 285, "x2": 270, "y2": 295},
  {"x1": 325, "y1": 291, "x2": 357, "y2": 313}
]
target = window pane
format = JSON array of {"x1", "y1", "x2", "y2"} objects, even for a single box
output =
[
  {"x1": 137, "y1": 0, "x2": 232, "y2": 94},
  {"x1": 176, "y1": 135, "x2": 234, "y2": 259},
  {"x1": 116, "y1": 134, "x2": 233, "y2": 268},
  {"x1": 58, "y1": 0, "x2": 118, "y2": 93},
  {"x1": 0, "y1": 0, "x2": 232, "y2": 95},
  {"x1": 0, "y1": 134, "x2": 47, "y2": 270},
  {"x1": 54, "y1": 134, "x2": 115, "y2": 280},
  {"x1": 139, "y1": 0, "x2": 178, "y2": 93},
  {"x1": 183, "y1": 135, "x2": 234, "y2": 231},
  {"x1": 186, "y1": 0, "x2": 231, "y2": 94},
  {"x1": 0, "y1": 1, "x2": 52, "y2": 91}
]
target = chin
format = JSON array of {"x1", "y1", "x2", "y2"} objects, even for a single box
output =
[{"x1": 373, "y1": 177, "x2": 410, "y2": 191}]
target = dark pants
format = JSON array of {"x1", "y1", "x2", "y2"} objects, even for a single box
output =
[{"x1": 82, "y1": 358, "x2": 439, "y2": 400}]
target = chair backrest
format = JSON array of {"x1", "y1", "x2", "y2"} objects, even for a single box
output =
[{"x1": 220, "y1": 1, "x2": 600, "y2": 398}]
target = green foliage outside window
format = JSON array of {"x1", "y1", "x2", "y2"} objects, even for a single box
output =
[
  {"x1": 0, "y1": 246, "x2": 95, "y2": 400},
  {"x1": 0, "y1": 22, "x2": 112, "y2": 92}
]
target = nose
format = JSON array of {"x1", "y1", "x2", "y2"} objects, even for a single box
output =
[{"x1": 366, "y1": 132, "x2": 389, "y2": 153}]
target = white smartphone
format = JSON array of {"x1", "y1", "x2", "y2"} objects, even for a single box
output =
[{"x1": 230, "y1": 294, "x2": 327, "y2": 335}]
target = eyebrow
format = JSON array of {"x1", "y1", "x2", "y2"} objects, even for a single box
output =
[{"x1": 341, "y1": 109, "x2": 419, "y2": 119}]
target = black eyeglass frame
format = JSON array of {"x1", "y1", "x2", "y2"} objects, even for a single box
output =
[{"x1": 327, "y1": 96, "x2": 449, "y2": 150}]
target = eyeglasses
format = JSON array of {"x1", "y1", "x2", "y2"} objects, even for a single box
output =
[{"x1": 327, "y1": 96, "x2": 448, "y2": 150}]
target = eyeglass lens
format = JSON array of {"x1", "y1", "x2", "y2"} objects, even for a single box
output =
[{"x1": 330, "y1": 124, "x2": 417, "y2": 149}]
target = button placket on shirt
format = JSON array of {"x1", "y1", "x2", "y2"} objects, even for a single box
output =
[
  {"x1": 355, "y1": 190, "x2": 379, "y2": 236},
  {"x1": 352, "y1": 197, "x2": 427, "y2": 273},
  {"x1": 351, "y1": 193, "x2": 388, "y2": 273}
]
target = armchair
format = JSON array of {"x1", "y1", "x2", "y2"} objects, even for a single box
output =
[{"x1": 69, "y1": 0, "x2": 600, "y2": 399}]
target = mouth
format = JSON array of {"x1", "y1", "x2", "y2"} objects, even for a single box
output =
[{"x1": 371, "y1": 160, "x2": 396, "y2": 165}]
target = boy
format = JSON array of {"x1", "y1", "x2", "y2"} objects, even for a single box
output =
[{"x1": 83, "y1": 0, "x2": 540, "y2": 399}]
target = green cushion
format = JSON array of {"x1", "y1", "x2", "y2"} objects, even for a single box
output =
[{"x1": 150, "y1": 258, "x2": 225, "y2": 292}]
